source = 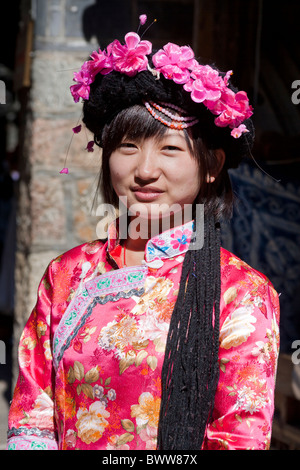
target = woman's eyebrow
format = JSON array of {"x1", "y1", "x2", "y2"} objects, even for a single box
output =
[{"x1": 162, "y1": 133, "x2": 187, "y2": 142}]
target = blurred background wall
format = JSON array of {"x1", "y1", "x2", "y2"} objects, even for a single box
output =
[{"x1": 0, "y1": 0, "x2": 299, "y2": 449}]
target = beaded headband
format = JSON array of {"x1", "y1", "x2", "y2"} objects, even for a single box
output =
[{"x1": 144, "y1": 101, "x2": 199, "y2": 130}]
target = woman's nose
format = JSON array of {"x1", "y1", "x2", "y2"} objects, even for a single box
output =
[{"x1": 135, "y1": 149, "x2": 161, "y2": 180}]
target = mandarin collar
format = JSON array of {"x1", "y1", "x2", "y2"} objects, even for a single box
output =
[{"x1": 107, "y1": 217, "x2": 194, "y2": 263}]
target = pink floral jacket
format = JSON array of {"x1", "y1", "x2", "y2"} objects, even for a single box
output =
[{"x1": 7, "y1": 221, "x2": 280, "y2": 450}]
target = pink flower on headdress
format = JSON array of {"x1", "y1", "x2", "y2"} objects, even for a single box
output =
[
  {"x1": 152, "y1": 43, "x2": 196, "y2": 84},
  {"x1": 209, "y1": 88, "x2": 253, "y2": 128},
  {"x1": 184, "y1": 64, "x2": 226, "y2": 103},
  {"x1": 72, "y1": 124, "x2": 82, "y2": 134},
  {"x1": 70, "y1": 62, "x2": 94, "y2": 102},
  {"x1": 85, "y1": 140, "x2": 95, "y2": 152},
  {"x1": 231, "y1": 124, "x2": 249, "y2": 138},
  {"x1": 110, "y1": 32, "x2": 152, "y2": 77},
  {"x1": 139, "y1": 14, "x2": 147, "y2": 26},
  {"x1": 88, "y1": 48, "x2": 114, "y2": 76}
]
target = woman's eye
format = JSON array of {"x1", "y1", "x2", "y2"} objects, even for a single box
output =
[
  {"x1": 120, "y1": 142, "x2": 137, "y2": 148},
  {"x1": 118, "y1": 142, "x2": 138, "y2": 153},
  {"x1": 163, "y1": 145, "x2": 181, "y2": 152}
]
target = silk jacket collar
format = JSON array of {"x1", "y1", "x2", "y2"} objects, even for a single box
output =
[{"x1": 107, "y1": 217, "x2": 195, "y2": 265}]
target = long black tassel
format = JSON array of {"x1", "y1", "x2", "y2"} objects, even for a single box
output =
[{"x1": 157, "y1": 214, "x2": 221, "y2": 450}]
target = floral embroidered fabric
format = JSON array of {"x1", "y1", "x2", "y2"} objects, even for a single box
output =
[{"x1": 7, "y1": 221, "x2": 280, "y2": 450}]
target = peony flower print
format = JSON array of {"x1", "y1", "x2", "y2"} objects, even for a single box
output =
[
  {"x1": 131, "y1": 392, "x2": 161, "y2": 428},
  {"x1": 98, "y1": 316, "x2": 144, "y2": 359},
  {"x1": 131, "y1": 276, "x2": 173, "y2": 315},
  {"x1": 28, "y1": 391, "x2": 55, "y2": 429},
  {"x1": 19, "y1": 335, "x2": 37, "y2": 368},
  {"x1": 139, "y1": 425, "x2": 157, "y2": 450},
  {"x1": 219, "y1": 304, "x2": 257, "y2": 349},
  {"x1": 43, "y1": 339, "x2": 53, "y2": 361},
  {"x1": 76, "y1": 402, "x2": 110, "y2": 445},
  {"x1": 138, "y1": 310, "x2": 169, "y2": 353},
  {"x1": 65, "y1": 429, "x2": 77, "y2": 448}
]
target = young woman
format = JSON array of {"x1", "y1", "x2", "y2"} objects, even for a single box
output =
[{"x1": 7, "y1": 25, "x2": 280, "y2": 450}]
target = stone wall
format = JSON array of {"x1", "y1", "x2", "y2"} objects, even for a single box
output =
[
  {"x1": 12, "y1": 0, "x2": 102, "y2": 381},
  {"x1": 12, "y1": 0, "x2": 202, "y2": 381}
]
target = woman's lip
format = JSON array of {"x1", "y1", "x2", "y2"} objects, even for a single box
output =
[
  {"x1": 131, "y1": 186, "x2": 164, "y2": 193},
  {"x1": 131, "y1": 187, "x2": 164, "y2": 201}
]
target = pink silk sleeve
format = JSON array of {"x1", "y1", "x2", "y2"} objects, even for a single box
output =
[
  {"x1": 203, "y1": 277, "x2": 280, "y2": 450},
  {"x1": 7, "y1": 262, "x2": 58, "y2": 450}
]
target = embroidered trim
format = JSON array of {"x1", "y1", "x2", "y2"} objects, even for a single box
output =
[
  {"x1": 85, "y1": 266, "x2": 148, "y2": 296},
  {"x1": 55, "y1": 289, "x2": 145, "y2": 368},
  {"x1": 7, "y1": 435, "x2": 58, "y2": 450},
  {"x1": 7, "y1": 426, "x2": 57, "y2": 440},
  {"x1": 53, "y1": 266, "x2": 148, "y2": 370},
  {"x1": 53, "y1": 291, "x2": 92, "y2": 370},
  {"x1": 145, "y1": 220, "x2": 194, "y2": 261}
]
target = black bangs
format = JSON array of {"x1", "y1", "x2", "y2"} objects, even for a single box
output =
[{"x1": 100, "y1": 104, "x2": 168, "y2": 152}]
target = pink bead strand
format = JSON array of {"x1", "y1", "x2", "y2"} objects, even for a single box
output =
[{"x1": 144, "y1": 101, "x2": 199, "y2": 130}]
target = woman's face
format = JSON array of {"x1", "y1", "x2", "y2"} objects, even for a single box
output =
[{"x1": 109, "y1": 128, "x2": 201, "y2": 223}]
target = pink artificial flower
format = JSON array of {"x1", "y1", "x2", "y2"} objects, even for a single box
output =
[
  {"x1": 231, "y1": 124, "x2": 249, "y2": 138},
  {"x1": 59, "y1": 167, "x2": 69, "y2": 174},
  {"x1": 70, "y1": 62, "x2": 94, "y2": 102},
  {"x1": 72, "y1": 124, "x2": 82, "y2": 134},
  {"x1": 110, "y1": 32, "x2": 152, "y2": 77},
  {"x1": 184, "y1": 64, "x2": 225, "y2": 103},
  {"x1": 212, "y1": 89, "x2": 253, "y2": 128},
  {"x1": 152, "y1": 43, "x2": 196, "y2": 84},
  {"x1": 139, "y1": 14, "x2": 147, "y2": 25},
  {"x1": 224, "y1": 70, "x2": 233, "y2": 85},
  {"x1": 88, "y1": 48, "x2": 114, "y2": 76},
  {"x1": 85, "y1": 140, "x2": 95, "y2": 152}
]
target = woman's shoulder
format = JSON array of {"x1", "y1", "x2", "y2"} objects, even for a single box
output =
[
  {"x1": 219, "y1": 247, "x2": 280, "y2": 319},
  {"x1": 220, "y1": 247, "x2": 272, "y2": 286},
  {"x1": 47, "y1": 239, "x2": 108, "y2": 276}
]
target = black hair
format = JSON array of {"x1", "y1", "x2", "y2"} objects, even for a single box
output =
[
  {"x1": 157, "y1": 213, "x2": 221, "y2": 449},
  {"x1": 82, "y1": 58, "x2": 254, "y2": 450}
]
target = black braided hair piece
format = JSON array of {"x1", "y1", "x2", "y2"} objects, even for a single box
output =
[{"x1": 157, "y1": 213, "x2": 221, "y2": 450}]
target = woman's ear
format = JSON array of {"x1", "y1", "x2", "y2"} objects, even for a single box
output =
[{"x1": 206, "y1": 149, "x2": 225, "y2": 183}]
